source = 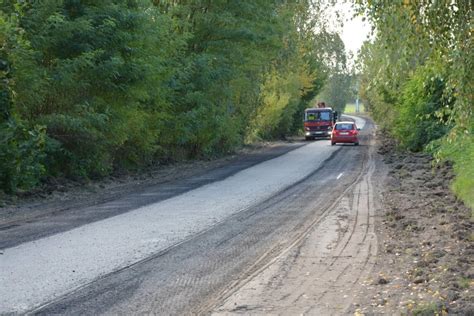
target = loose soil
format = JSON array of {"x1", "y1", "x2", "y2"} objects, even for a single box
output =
[
  {"x1": 349, "y1": 130, "x2": 474, "y2": 315},
  {"x1": 208, "y1": 125, "x2": 473, "y2": 315},
  {"x1": 211, "y1": 125, "x2": 380, "y2": 315}
]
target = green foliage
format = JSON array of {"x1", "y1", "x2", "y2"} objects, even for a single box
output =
[
  {"x1": 433, "y1": 121, "x2": 474, "y2": 212},
  {"x1": 0, "y1": 9, "x2": 16, "y2": 122},
  {"x1": 5, "y1": 1, "x2": 175, "y2": 178},
  {"x1": 316, "y1": 33, "x2": 354, "y2": 113},
  {"x1": 247, "y1": 69, "x2": 300, "y2": 141},
  {"x1": 356, "y1": 1, "x2": 473, "y2": 209},
  {"x1": 318, "y1": 72, "x2": 354, "y2": 113},
  {"x1": 0, "y1": 121, "x2": 46, "y2": 193},
  {"x1": 0, "y1": 11, "x2": 47, "y2": 193},
  {"x1": 412, "y1": 301, "x2": 445, "y2": 316},
  {"x1": 344, "y1": 103, "x2": 365, "y2": 114},
  {"x1": 1, "y1": 0, "x2": 338, "y2": 193},
  {"x1": 393, "y1": 63, "x2": 452, "y2": 151}
]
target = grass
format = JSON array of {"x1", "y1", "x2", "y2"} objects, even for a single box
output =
[
  {"x1": 452, "y1": 156, "x2": 474, "y2": 217},
  {"x1": 437, "y1": 132, "x2": 474, "y2": 216},
  {"x1": 344, "y1": 102, "x2": 365, "y2": 114},
  {"x1": 412, "y1": 302, "x2": 445, "y2": 316},
  {"x1": 458, "y1": 277, "x2": 472, "y2": 289}
]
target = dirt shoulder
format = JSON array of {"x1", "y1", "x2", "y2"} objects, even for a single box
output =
[
  {"x1": 211, "y1": 119, "x2": 379, "y2": 315},
  {"x1": 350, "y1": 130, "x2": 474, "y2": 315},
  {"x1": 209, "y1": 123, "x2": 473, "y2": 316}
]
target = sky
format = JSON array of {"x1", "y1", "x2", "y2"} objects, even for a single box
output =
[
  {"x1": 341, "y1": 8, "x2": 372, "y2": 55},
  {"x1": 327, "y1": 1, "x2": 372, "y2": 57}
]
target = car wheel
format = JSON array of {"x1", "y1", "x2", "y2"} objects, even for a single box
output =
[
  {"x1": 305, "y1": 136, "x2": 312, "y2": 141},
  {"x1": 354, "y1": 142, "x2": 359, "y2": 146},
  {"x1": 331, "y1": 142, "x2": 335, "y2": 146}
]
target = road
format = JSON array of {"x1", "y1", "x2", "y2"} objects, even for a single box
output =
[{"x1": 0, "y1": 116, "x2": 381, "y2": 315}]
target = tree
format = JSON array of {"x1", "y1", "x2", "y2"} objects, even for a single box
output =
[
  {"x1": 356, "y1": 0, "x2": 473, "y2": 208},
  {"x1": 0, "y1": 0, "x2": 339, "y2": 193},
  {"x1": 0, "y1": 11, "x2": 46, "y2": 193},
  {"x1": 6, "y1": 0, "x2": 176, "y2": 177}
]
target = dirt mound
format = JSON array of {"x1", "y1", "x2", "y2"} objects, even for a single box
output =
[{"x1": 352, "y1": 130, "x2": 473, "y2": 315}]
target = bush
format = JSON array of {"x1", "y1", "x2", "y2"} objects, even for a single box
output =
[
  {"x1": 393, "y1": 64, "x2": 452, "y2": 151},
  {"x1": 0, "y1": 120, "x2": 46, "y2": 193},
  {"x1": 38, "y1": 111, "x2": 113, "y2": 179}
]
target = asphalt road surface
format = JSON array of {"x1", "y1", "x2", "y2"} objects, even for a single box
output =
[{"x1": 1, "y1": 116, "x2": 377, "y2": 315}]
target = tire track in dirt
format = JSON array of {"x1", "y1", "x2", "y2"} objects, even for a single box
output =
[
  {"x1": 211, "y1": 125, "x2": 380, "y2": 315},
  {"x1": 312, "y1": 143, "x2": 377, "y2": 310}
]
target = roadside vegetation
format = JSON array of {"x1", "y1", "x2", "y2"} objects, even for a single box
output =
[
  {"x1": 0, "y1": 1, "x2": 354, "y2": 194},
  {"x1": 344, "y1": 102, "x2": 365, "y2": 114},
  {"x1": 356, "y1": 1, "x2": 473, "y2": 210}
]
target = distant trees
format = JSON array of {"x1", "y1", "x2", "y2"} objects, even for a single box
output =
[
  {"x1": 314, "y1": 32, "x2": 354, "y2": 113},
  {"x1": 0, "y1": 0, "x2": 345, "y2": 193}
]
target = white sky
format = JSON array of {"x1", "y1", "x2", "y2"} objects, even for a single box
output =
[
  {"x1": 327, "y1": 1, "x2": 372, "y2": 57},
  {"x1": 341, "y1": 8, "x2": 371, "y2": 55}
]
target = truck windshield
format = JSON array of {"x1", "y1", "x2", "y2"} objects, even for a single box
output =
[{"x1": 305, "y1": 111, "x2": 331, "y2": 121}]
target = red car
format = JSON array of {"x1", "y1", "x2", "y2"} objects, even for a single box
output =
[{"x1": 331, "y1": 121, "x2": 360, "y2": 146}]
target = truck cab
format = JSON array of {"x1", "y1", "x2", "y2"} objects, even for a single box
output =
[{"x1": 303, "y1": 107, "x2": 338, "y2": 140}]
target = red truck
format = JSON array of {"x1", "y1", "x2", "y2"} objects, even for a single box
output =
[{"x1": 303, "y1": 102, "x2": 338, "y2": 140}]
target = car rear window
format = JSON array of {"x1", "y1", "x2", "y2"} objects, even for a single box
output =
[{"x1": 335, "y1": 123, "x2": 354, "y2": 130}]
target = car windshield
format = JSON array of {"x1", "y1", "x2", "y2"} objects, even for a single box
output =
[
  {"x1": 335, "y1": 123, "x2": 354, "y2": 130},
  {"x1": 305, "y1": 111, "x2": 331, "y2": 121}
]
